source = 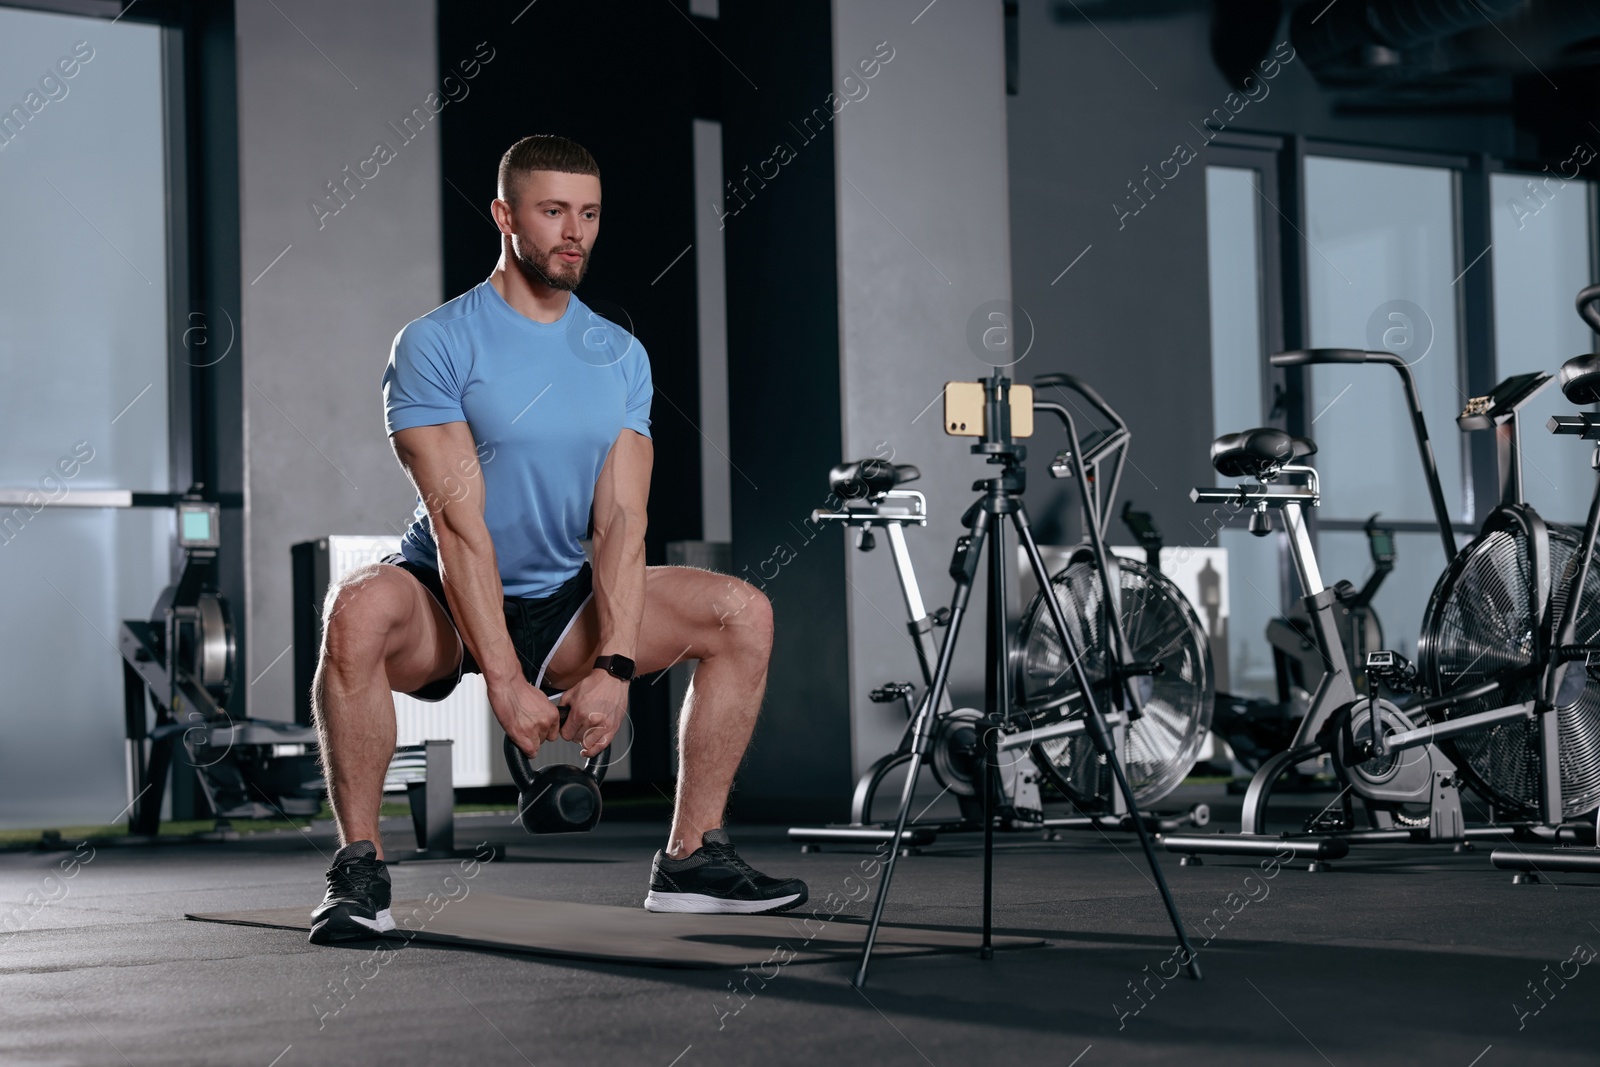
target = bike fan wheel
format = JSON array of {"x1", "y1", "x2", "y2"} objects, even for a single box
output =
[
  {"x1": 1418, "y1": 522, "x2": 1600, "y2": 820},
  {"x1": 1017, "y1": 553, "x2": 1213, "y2": 811}
]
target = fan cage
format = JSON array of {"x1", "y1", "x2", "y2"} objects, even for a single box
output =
[
  {"x1": 1016, "y1": 554, "x2": 1213, "y2": 810},
  {"x1": 1418, "y1": 522, "x2": 1600, "y2": 821}
]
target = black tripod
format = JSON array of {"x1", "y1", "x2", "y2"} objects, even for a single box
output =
[{"x1": 853, "y1": 375, "x2": 1202, "y2": 987}]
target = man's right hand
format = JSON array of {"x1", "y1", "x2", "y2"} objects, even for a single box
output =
[{"x1": 490, "y1": 675, "x2": 563, "y2": 759}]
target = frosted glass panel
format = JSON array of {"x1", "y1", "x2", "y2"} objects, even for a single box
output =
[
  {"x1": 0, "y1": 7, "x2": 171, "y2": 828},
  {"x1": 0, "y1": 509, "x2": 172, "y2": 827},
  {"x1": 1304, "y1": 157, "x2": 1465, "y2": 523},
  {"x1": 1490, "y1": 172, "x2": 1596, "y2": 525},
  {"x1": 0, "y1": 8, "x2": 169, "y2": 491},
  {"x1": 1207, "y1": 166, "x2": 1267, "y2": 439}
]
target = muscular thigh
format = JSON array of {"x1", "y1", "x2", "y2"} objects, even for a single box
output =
[
  {"x1": 542, "y1": 565, "x2": 763, "y2": 687},
  {"x1": 326, "y1": 563, "x2": 462, "y2": 693}
]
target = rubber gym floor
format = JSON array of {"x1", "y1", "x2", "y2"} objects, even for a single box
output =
[{"x1": 1, "y1": 783, "x2": 1593, "y2": 1067}]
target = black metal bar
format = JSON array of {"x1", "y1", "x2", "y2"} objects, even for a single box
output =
[
  {"x1": 414, "y1": 739, "x2": 455, "y2": 853},
  {"x1": 1163, "y1": 835, "x2": 1349, "y2": 860},
  {"x1": 981, "y1": 506, "x2": 1006, "y2": 961},
  {"x1": 122, "y1": 659, "x2": 153, "y2": 833},
  {"x1": 786, "y1": 826, "x2": 940, "y2": 846},
  {"x1": 1037, "y1": 400, "x2": 1145, "y2": 719},
  {"x1": 1492, "y1": 848, "x2": 1600, "y2": 873},
  {"x1": 1373, "y1": 354, "x2": 1460, "y2": 562},
  {"x1": 1461, "y1": 154, "x2": 1499, "y2": 527}
]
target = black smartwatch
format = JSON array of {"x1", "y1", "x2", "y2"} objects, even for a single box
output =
[{"x1": 593, "y1": 654, "x2": 636, "y2": 682}]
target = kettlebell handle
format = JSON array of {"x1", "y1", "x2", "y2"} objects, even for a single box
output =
[{"x1": 501, "y1": 705, "x2": 611, "y2": 791}]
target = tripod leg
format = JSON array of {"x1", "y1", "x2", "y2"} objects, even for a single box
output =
[
  {"x1": 981, "y1": 728, "x2": 995, "y2": 959},
  {"x1": 854, "y1": 513, "x2": 989, "y2": 989},
  {"x1": 852, "y1": 749, "x2": 927, "y2": 989},
  {"x1": 982, "y1": 502, "x2": 1012, "y2": 961},
  {"x1": 1012, "y1": 507, "x2": 1203, "y2": 979}
]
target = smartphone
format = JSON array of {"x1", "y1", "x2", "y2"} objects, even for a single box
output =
[{"x1": 943, "y1": 381, "x2": 1033, "y2": 438}]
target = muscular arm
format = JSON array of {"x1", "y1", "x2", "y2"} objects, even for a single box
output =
[
  {"x1": 590, "y1": 428, "x2": 653, "y2": 664},
  {"x1": 389, "y1": 422, "x2": 525, "y2": 690},
  {"x1": 555, "y1": 427, "x2": 650, "y2": 756}
]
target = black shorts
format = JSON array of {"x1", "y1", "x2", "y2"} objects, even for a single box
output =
[{"x1": 381, "y1": 554, "x2": 594, "y2": 702}]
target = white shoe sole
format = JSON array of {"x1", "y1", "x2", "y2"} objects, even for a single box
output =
[
  {"x1": 643, "y1": 891, "x2": 803, "y2": 915},
  {"x1": 309, "y1": 906, "x2": 395, "y2": 944},
  {"x1": 350, "y1": 908, "x2": 396, "y2": 933}
]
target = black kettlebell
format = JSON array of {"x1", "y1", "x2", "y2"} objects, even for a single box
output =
[{"x1": 503, "y1": 713, "x2": 610, "y2": 834}]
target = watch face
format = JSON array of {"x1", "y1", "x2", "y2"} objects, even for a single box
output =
[{"x1": 599, "y1": 655, "x2": 635, "y2": 681}]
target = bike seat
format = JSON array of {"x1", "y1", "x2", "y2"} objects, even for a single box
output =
[
  {"x1": 1210, "y1": 428, "x2": 1316, "y2": 480},
  {"x1": 1560, "y1": 353, "x2": 1600, "y2": 406},
  {"x1": 828, "y1": 459, "x2": 921, "y2": 499}
]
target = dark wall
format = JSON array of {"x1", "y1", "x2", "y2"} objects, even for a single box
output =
[
  {"x1": 1006, "y1": 5, "x2": 1520, "y2": 550},
  {"x1": 438, "y1": 0, "x2": 704, "y2": 558},
  {"x1": 438, "y1": 2, "x2": 848, "y2": 813},
  {"x1": 439, "y1": 0, "x2": 709, "y2": 784}
]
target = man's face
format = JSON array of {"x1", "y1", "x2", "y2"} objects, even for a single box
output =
[{"x1": 500, "y1": 170, "x2": 602, "y2": 292}]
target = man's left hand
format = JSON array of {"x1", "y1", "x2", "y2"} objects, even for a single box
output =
[{"x1": 557, "y1": 669, "x2": 631, "y2": 758}]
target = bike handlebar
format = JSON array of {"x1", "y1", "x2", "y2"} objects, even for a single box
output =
[
  {"x1": 1032, "y1": 372, "x2": 1129, "y2": 436},
  {"x1": 1269, "y1": 348, "x2": 1378, "y2": 367},
  {"x1": 1579, "y1": 284, "x2": 1600, "y2": 335},
  {"x1": 1268, "y1": 348, "x2": 1456, "y2": 563}
]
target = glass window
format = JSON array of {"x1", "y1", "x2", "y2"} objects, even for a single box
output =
[
  {"x1": 1205, "y1": 164, "x2": 1281, "y2": 699},
  {"x1": 1490, "y1": 171, "x2": 1596, "y2": 524},
  {"x1": 1207, "y1": 167, "x2": 1267, "y2": 439},
  {"x1": 0, "y1": 8, "x2": 171, "y2": 827},
  {"x1": 1303, "y1": 156, "x2": 1466, "y2": 524}
]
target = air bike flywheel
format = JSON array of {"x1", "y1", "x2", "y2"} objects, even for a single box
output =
[
  {"x1": 1015, "y1": 550, "x2": 1213, "y2": 811},
  {"x1": 1419, "y1": 520, "x2": 1600, "y2": 821}
]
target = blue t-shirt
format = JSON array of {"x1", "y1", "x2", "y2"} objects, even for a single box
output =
[{"x1": 381, "y1": 281, "x2": 652, "y2": 598}]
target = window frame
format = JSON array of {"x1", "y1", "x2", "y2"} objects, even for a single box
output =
[{"x1": 1204, "y1": 131, "x2": 1599, "y2": 620}]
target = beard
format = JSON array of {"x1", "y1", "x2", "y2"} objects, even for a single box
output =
[{"x1": 512, "y1": 236, "x2": 589, "y2": 292}]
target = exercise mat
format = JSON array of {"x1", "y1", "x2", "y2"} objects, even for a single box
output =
[{"x1": 187, "y1": 893, "x2": 1044, "y2": 969}]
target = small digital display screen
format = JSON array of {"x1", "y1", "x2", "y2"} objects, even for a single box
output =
[
  {"x1": 178, "y1": 503, "x2": 219, "y2": 547},
  {"x1": 182, "y1": 509, "x2": 211, "y2": 542}
]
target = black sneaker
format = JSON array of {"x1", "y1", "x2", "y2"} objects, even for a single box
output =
[
  {"x1": 309, "y1": 840, "x2": 395, "y2": 944},
  {"x1": 644, "y1": 828, "x2": 808, "y2": 915}
]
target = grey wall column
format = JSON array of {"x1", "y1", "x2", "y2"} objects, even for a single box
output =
[
  {"x1": 235, "y1": 0, "x2": 439, "y2": 720},
  {"x1": 692, "y1": 117, "x2": 732, "y2": 544},
  {"x1": 832, "y1": 3, "x2": 1015, "y2": 779}
]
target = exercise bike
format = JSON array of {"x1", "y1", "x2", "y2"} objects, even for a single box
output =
[
  {"x1": 1167, "y1": 285, "x2": 1600, "y2": 866},
  {"x1": 1172, "y1": 429, "x2": 1464, "y2": 864},
  {"x1": 788, "y1": 374, "x2": 1213, "y2": 850}
]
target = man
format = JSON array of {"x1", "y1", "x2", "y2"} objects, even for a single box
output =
[{"x1": 307, "y1": 135, "x2": 806, "y2": 944}]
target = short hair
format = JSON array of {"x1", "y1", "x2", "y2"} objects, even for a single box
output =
[{"x1": 497, "y1": 135, "x2": 600, "y2": 205}]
